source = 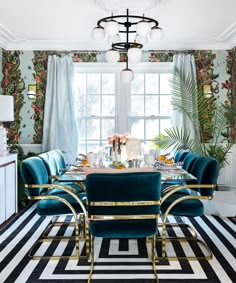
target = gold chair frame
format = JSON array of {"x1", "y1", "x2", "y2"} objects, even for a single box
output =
[
  {"x1": 87, "y1": 200, "x2": 161, "y2": 283},
  {"x1": 25, "y1": 183, "x2": 89, "y2": 260},
  {"x1": 160, "y1": 184, "x2": 216, "y2": 261}
]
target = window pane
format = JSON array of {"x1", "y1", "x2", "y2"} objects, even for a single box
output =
[
  {"x1": 146, "y1": 95, "x2": 159, "y2": 116},
  {"x1": 102, "y1": 74, "x2": 115, "y2": 94},
  {"x1": 160, "y1": 119, "x2": 172, "y2": 134},
  {"x1": 102, "y1": 119, "x2": 115, "y2": 139},
  {"x1": 87, "y1": 119, "x2": 100, "y2": 139},
  {"x1": 145, "y1": 74, "x2": 159, "y2": 94},
  {"x1": 160, "y1": 73, "x2": 172, "y2": 94},
  {"x1": 78, "y1": 143, "x2": 86, "y2": 155},
  {"x1": 87, "y1": 142, "x2": 101, "y2": 153},
  {"x1": 131, "y1": 119, "x2": 144, "y2": 139},
  {"x1": 146, "y1": 119, "x2": 159, "y2": 140},
  {"x1": 87, "y1": 73, "x2": 101, "y2": 94},
  {"x1": 102, "y1": 95, "x2": 115, "y2": 116},
  {"x1": 131, "y1": 74, "x2": 144, "y2": 94},
  {"x1": 131, "y1": 95, "x2": 144, "y2": 116},
  {"x1": 160, "y1": 95, "x2": 172, "y2": 115},
  {"x1": 87, "y1": 95, "x2": 100, "y2": 115}
]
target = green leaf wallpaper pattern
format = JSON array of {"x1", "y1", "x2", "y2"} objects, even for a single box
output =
[
  {"x1": 1, "y1": 49, "x2": 235, "y2": 145},
  {"x1": 1, "y1": 50, "x2": 25, "y2": 144}
]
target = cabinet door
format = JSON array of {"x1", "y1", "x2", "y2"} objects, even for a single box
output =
[
  {"x1": 5, "y1": 162, "x2": 16, "y2": 219},
  {"x1": 0, "y1": 167, "x2": 6, "y2": 223}
]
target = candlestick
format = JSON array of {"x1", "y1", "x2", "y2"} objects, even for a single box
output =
[{"x1": 118, "y1": 137, "x2": 121, "y2": 151}]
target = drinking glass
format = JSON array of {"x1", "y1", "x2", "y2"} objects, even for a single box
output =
[
  {"x1": 144, "y1": 153, "x2": 155, "y2": 167},
  {"x1": 87, "y1": 152, "x2": 96, "y2": 167}
]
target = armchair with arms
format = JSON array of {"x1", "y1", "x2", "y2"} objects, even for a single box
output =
[
  {"x1": 160, "y1": 156, "x2": 219, "y2": 260},
  {"x1": 21, "y1": 156, "x2": 88, "y2": 260},
  {"x1": 39, "y1": 150, "x2": 86, "y2": 192},
  {"x1": 86, "y1": 172, "x2": 162, "y2": 283}
]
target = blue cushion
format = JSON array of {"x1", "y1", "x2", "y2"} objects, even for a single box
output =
[
  {"x1": 182, "y1": 152, "x2": 199, "y2": 171},
  {"x1": 190, "y1": 156, "x2": 219, "y2": 196},
  {"x1": 37, "y1": 192, "x2": 86, "y2": 216},
  {"x1": 161, "y1": 193, "x2": 204, "y2": 217},
  {"x1": 174, "y1": 150, "x2": 189, "y2": 163},
  {"x1": 39, "y1": 150, "x2": 84, "y2": 192},
  {"x1": 38, "y1": 152, "x2": 58, "y2": 183},
  {"x1": 21, "y1": 157, "x2": 49, "y2": 196},
  {"x1": 50, "y1": 149, "x2": 67, "y2": 175},
  {"x1": 86, "y1": 172, "x2": 161, "y2": 238}
]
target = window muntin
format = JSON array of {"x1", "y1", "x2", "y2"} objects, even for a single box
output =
[
  {"x1": 129, "y1": 72, "x2": 173, "y2": 142},
  {"x1": 74, "y1": 63, "x2": 173, "y2": 153}
]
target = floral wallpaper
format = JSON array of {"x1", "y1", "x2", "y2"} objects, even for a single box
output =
[
  {"x1": 1, "y1": 50, "x2": 25, "y2": 144},
  {"x1": 0, "y1": 48, "x2": 235, "y2": 145},
  {"x1": 222, "y1": 47, "x2": 236, "y2": 142},
  {"x1": 31, "y1": 51, "x2": 48, "y2": 143}
]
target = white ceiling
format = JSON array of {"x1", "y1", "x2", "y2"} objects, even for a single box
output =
[{"x1": 0, "y1": 0, "x2": 236, "y2": 51}]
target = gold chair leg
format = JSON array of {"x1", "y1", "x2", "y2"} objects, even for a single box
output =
[
  {"x1": 151, "y1": 236, "x2": 159, "y2": 283},
  {"x1": 160, "y1": 216, "x2": 212, "y2": 261},
  {"x1": 28, "y1": 219, "x2": 81, "y2": 260},
  {"x1": 88, "y1": 236, "x2": 94, "y2": 283},
  {"x1": 157, "y1": 222, "x2": 197, "y2": 240}
]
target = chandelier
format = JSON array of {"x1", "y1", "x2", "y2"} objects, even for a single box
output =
[{"x1": 91, "y1": 8, "x2": 164, "y2": 83}]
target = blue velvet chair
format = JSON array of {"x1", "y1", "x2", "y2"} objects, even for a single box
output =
[
  {"x1": 50, "y1": 149, "x2": 69, "y2": 174},
  {"x1": 86, "y1": 172, "x2": 162, "y2": 282},
  {"x1": 160, "y1": 156, "x2": 219, "y2": 260},
  {"x1": 39, "y1": 150, "x2": 86, "y2": 192},
  {"x1": 21, "y1": 156, "x2": 87, "y2": 260},
  {"x1": 161, "y1": 152, "x2": 199, "y2": 192},
  {"x1": 174, "y1": 149, "x2": 189, "y2": 163},
  {"x1": 178, "y1": 151, "x2": 199, "y2": 171}
]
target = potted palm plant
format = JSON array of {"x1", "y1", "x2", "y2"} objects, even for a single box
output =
[{"x1": 153, "y1": 68, "x2": 232, "y2": 169}]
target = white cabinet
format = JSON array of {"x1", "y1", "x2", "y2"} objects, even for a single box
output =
[{"x1": 0, "y1": 154, "x2": 17, "y2": 225}]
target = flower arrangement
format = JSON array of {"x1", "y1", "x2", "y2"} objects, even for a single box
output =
[{"x1": 107, "y1": 133, "x2": 130, "y2": 146}]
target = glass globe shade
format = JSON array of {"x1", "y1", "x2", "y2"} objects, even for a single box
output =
[
  {"x1": 127, "y1": 47, "x2": 142, "y2": 64},
  {"x1": 104, "y1": 20, "x2": 119, "y2": 36},
  {"x1": 91, "y1": 27, "x2": 105, "y2": 40},
  {"x1": 135, "y1": 34, "x2": 148, "y2": 45},
  {"x1": 150, "y1": 27, "x2": 164, "y2": 41},
  {"x1": 107, "y1": 34, "x2": 121, "y2": 45},
  {"x1": 120, "y1": 68, "x2": 134, "y2": 84},
  {"x1": 136, "y1": 20, "x2": 151, "y2": 37},
  {"x1": 105, "y1": 49, "x2": 120, "y2": 63}
]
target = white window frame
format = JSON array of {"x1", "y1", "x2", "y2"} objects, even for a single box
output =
[{"x1": 74, "y1": 62, "x2": 173, "y2": 150}]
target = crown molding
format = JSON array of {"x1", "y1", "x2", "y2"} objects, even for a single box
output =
[
  {"x1": 0, "y1": 24, "x2": 25, "y2": 49},
  {"x1": 0, "y1": 23, "x2": 235, "y2": 51}
]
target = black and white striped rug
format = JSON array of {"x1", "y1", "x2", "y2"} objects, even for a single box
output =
[{"x1": 0, "y1": 203, "x2": 235, "y2": 283}]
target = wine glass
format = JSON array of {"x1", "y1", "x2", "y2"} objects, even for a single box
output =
[
  {"x1": 144, "y1": 154, "x2": 155, "y2": 167},
  {"x1": 87, "y1": 152, "x2": 96, "y2": 167}
]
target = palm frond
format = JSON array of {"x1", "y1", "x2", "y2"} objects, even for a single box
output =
[
  {"x1": 211, "y1": 104, "x2": 228, "y2": 144},
  {"x1": 158, "y1": 66, "x2": 233, "y2": 169},
  {"x1": 153, "y1": 127, "x2": 202, "y2": 154},
  {"x1": 202, "y1": 143, "x2": 232, "y2": 169}
]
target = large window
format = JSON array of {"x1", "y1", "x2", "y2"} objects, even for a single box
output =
[{"x1": 74, "y1": 63, "x2": 173, "y2": 153}]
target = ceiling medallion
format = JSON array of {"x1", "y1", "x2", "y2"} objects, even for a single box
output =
[{"x1": 94, "y1": 0, "x2": 159, "y2": 13}]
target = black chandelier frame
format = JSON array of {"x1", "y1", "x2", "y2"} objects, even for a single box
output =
[{"x1": 97, "y1": 9, "x2": 159, "y2": 52}]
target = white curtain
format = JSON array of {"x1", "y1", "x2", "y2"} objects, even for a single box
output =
[
  {"x1": 171, "y1": 53, "x2": 200, "y2": 140},
  {"x1": 42, "y1": 55, "x2": 78, "y2": 163}
]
